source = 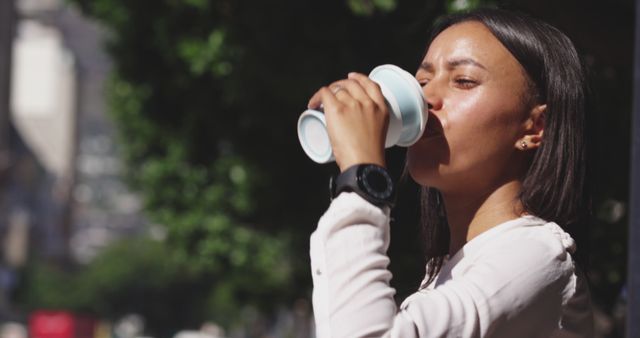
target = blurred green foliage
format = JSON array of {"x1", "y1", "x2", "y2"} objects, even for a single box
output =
[
  {"x1": 18, "y1": 0, "x2": 635, "y2": 335},
  {"x1": 17, "y1": 237, "x2": 291, "y2": 336},
  {"x1": 347, "y1": 0, "x2": 398, "y2": 15},
  {"x1": 19, "y1": 239, "x2": 203, "y2": 336}
]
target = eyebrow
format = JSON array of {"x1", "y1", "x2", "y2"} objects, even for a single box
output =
[{"x1": 419, "y1": 58, "x2": 488, "y2": 72}]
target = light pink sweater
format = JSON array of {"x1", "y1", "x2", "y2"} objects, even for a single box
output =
[{"x1": 310, "y1": 192, "x2": 593, "y2": 337}]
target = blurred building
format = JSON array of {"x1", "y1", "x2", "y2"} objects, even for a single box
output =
[
  {"x1": 0, "y1": 0, "x2": 148, "y2": 315},
  {"x1": 11, "y1": 7, "x2": 77, "y2": 262},
  {"x1": 49, "y1": 0, "x2": 149, "y2": 264}
]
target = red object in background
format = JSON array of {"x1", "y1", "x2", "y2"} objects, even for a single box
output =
[{"x1": 29, "y1": 311, "x2": 97, "y2": 338}]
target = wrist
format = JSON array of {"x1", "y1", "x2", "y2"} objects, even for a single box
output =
[
  {"x1": 338, "y1": 155, "x2": 386, "y2": 173},
  {"x1": 330, "y1": 164, "x2": 395, "y2": 208}
]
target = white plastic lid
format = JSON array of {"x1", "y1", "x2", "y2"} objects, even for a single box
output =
[{"x1": 297, "y1": 109, "x2": 334, "y2": 163}]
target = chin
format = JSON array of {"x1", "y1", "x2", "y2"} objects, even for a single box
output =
[
  {"x1": 406, "y1": 156, "x2": 442, "y2": 189},
  {"x1": 406, "y1": 136, "x2": 449, "y2": 186}
]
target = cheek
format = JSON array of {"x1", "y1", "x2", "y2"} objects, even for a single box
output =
[
  {"x1": 449, "y1": 106, "x2": 518, "y2": 161},
  {"x1": 407, "y1": 91, "x2": 524, "y2": 186},
  {"x1": 442, "y1": 93, "x2": 488, "y2": 152},
  {"x1": 447, "y1": 89, "x2": 523, "y2": 144}
]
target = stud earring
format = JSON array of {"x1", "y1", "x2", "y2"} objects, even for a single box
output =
[{"x1": 521, "y1": 140, "x2": 528, "y2": 150}]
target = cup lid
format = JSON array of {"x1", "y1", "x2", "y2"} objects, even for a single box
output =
[{"x1": 297, "y1": 110, "x2": 334, "y2": 163}]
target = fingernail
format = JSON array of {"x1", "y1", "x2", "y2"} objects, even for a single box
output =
[{"x1": 348, "y1": 72, "x2": 356, "y2": 78}]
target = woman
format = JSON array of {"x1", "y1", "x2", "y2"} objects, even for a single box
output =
[{"x1": 307, "y1": 8, "x2": 594, "y2": 338}]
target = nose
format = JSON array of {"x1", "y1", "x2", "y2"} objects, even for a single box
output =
[{"x1": 422, "y1": 80, "x2": 443, "y2": 112}]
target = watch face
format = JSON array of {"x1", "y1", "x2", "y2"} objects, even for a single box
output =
[{"x1": 361, "y1": 165, "x2": 393, "y2": 199}]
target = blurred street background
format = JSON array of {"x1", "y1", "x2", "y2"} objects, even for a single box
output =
[{"x1": 0, "y1": 0, "x2": 634, "y2": 337}]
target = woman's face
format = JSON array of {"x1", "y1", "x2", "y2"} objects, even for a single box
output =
[{"x1": 407, "y1": 21, "x2": 540, "y2": 193}]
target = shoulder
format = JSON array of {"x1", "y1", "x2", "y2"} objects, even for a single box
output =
[
  {"x1": 455, "y1": 217, "x2": 577, "y2": 307},
  {"x1": 400, "y1": 219, "x2": 579, "y2": 336},
  {"x1": 481, "y1": 217, "x2": 576, "y2": 264}
]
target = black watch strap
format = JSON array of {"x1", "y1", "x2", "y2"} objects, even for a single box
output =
[{"x1": 330, "y1": 164, "x2": 395, "y2": 208}]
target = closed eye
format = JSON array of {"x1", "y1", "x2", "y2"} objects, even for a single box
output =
[
  {"x1": 454, "y1": 77, "x2": 478, "y2": 89},
  {"x1": 418, "y1": 79, "x2": 431, "y2": 87}
]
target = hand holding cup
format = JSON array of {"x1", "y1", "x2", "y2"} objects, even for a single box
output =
[{"x1": 298, "y1": 64, "x2": 427, "y2": 169}]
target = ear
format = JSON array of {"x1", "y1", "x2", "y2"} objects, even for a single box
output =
[{"x1": 516, "y1": 104, "x2": 546, "y2": 151}]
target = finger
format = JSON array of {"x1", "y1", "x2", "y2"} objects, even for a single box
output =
[
  {"x1": 308, "y1": 86, "x2": 328, "y2": 109},
  {"x1": 329, "y1": 83, "x2": 354, "y2": 102},
  {"x1": 307, "y1": 86, "x2": 341, "y2": 110},
  {"x1": 308, "y1": 83, "x2": 351, "y2": 109},
  {"x1": 330, "y1": 84, "x2": 345, "y2": 95},
  {"x1": 347, "y1": 72, "x2": 387, "y2": 110},
  {"x1": 330, "y1": 79, "x2": 373, "y2": 107}
]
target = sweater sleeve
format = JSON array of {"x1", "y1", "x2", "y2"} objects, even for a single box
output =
[
  {"x1": 310, "y1": 192, "x2": 576, "y2": 338},
  {"x1": 310, "y1": 192, "x2": 419, "y2": 338}
]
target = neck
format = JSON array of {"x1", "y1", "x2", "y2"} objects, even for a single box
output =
[{"x1": 442, "y1": 179, "x2": 524, "y2": 256}]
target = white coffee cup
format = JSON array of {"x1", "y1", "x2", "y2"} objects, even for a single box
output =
[{"x1": 297, "y1": 64, "x2": 427, "y2": 163}]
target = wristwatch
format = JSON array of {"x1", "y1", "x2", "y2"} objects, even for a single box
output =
[{"x1": 330, "y1": 164, "x2": 395, "y2": 208}]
